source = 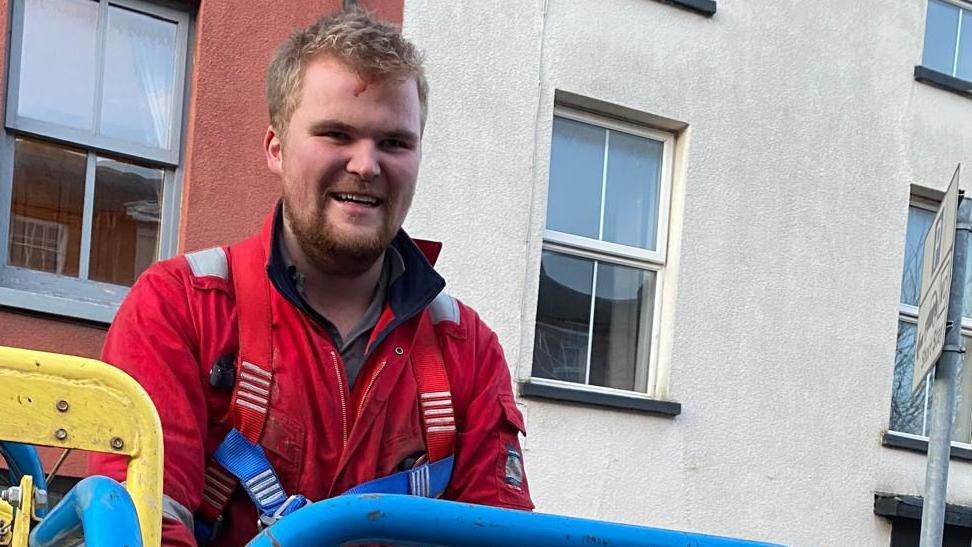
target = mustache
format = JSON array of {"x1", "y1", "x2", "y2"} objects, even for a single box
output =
[{"x1": 322, "y1": 176, "x2": 384, "y2": 198}]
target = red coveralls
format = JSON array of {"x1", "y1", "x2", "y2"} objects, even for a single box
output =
[{"x1": 88, "y1": 208, "x2": 533, "y2": 546}]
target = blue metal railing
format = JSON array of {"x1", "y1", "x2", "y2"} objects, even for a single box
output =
[
  {"x1": 0, "y1": 441, "x2": 48, "y2": 517},
  {"x1": 247, "y1": 494, "x2": 783, "y2": 546},
  {"x1": 2, "y1": 440, "x2": 781, "y2": 546},
  {"x1": 29, "y1": 476, "x2": 142, "y2": 547}
]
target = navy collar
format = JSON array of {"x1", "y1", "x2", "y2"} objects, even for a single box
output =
[{"x1": 266, "y1": 202, "x2": 446, "y2": 342}]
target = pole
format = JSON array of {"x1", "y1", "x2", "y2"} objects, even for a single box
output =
[{"x1": 920, "y1": 192, "x2": 971, "y2": 546}]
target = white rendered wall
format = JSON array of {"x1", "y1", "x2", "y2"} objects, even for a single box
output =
[{"x1": 403, "y1": 1, "x2": 972, "y2": 545}]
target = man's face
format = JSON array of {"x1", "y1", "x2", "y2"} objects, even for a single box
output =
[{"x1": 265, "y1": 55, "x2": 422, "y2": 275}]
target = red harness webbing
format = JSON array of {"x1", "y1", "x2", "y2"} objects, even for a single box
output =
[
  {"x1": 412, "y1": 314, "x2": 455, "y2": 463},
  {"x1": 198, "y1": 235, "x2": 273, "y2": 522},
  {"x1": 230, "y1": 236, "x2": 275, "y2": 442}
]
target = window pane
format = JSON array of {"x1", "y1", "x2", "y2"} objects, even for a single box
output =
[
  {"x1": 589, "y1": 262, "x2": 654, "y2": 391},
  {"x1": 890, "y1": 320, "x2": 972, "y2": 443},
  {"x1": 602, "y1": 130, "x2": 663, "y2": 250},
  {"x1": 16, "y1": 0, "x2": 98, "y2": 130},
  {"x1": 901, "y1": 206, "x2": 935, "y2": 307},
  {"x1": 100, "y1": 5, "x2": 178, "y2": 149},
  {"x1": 8, "y1": 137, "x2": 86, "y2": 276},
  {"x1": 922, "y1": 336, "x2": 972, "y2": 444},
  {"x1": 889, "y1": 321, "x2": 929, "y2": 436},
  {"x1": 533, "y1": 251, "x2": 594, "y2": 384},
  {"x1": 923, "y1": 333, "x2": 972, "y2": 443},
  {"x1": 923, "y1": 0, "x2": 961, "y2": 75},
  {"x1": 88, "y1": 156, "x2": 163, "y2": 285},
  {"x1": 900, "y1": 204, "x2": 972, "y2": 317},
  {"x1": 958, "y1": 10, "x2": 972, "y2": 82},
  {"x1": 546, "y1": 117, "x2": 605, "y2": 239},
  {"x1": 954, "y1": 332, "x2": 972, "y2": 443}
]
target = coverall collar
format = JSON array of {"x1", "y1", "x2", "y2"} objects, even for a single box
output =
[{"x1": 263, "y1": 202, "x2": 446, "y2": 351}]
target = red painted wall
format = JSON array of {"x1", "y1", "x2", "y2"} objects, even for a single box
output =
[
  {"x1": 180, "y1": 0, "x2": 404, "y2": 252},
  {"x1": 0, "y1": 0, "x2": 405, "y2": 477}
]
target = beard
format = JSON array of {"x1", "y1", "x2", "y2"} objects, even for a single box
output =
[{"x1": 283, "y1": 192, "x2": 398, "y2": 278}]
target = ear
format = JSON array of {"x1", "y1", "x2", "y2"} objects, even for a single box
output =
[{"x1": 265, "y1": 125, "x2": 283, "y2": 175}]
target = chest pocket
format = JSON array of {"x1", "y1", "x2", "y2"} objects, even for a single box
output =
[
  {"x1": 260, "y1": 411, "x2": 306, "y2": 492},
  {"x1": 374, "y1": 395, "x2": 425, "y2": 476}
]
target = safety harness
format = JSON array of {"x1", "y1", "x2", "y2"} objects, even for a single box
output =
[{"x1": 194, "y1": 235, "x2": 456, "y2": 541}]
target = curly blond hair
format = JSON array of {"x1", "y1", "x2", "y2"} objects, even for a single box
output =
[{"x1": 267, "y1": 9, "x2": 428, "y2": 137}]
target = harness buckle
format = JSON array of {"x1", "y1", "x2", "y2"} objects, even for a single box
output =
[
  {"x1": 193, "y1": 513, "x2": 224, "y2": 544},
  {"x1": 257, "y1": 494, "x2": 308, "y2": 530}
]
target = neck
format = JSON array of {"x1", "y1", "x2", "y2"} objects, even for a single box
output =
[{"x1": 282, "y1": 223, "x2": 384, "y2": 338}]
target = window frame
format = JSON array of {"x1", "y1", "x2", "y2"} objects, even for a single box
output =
[
  {"x1": 927, "y1": 0, "x2": 971, "y2": 78},
  {"x1": 888, "y1": 197, "x2": 972, "y2": 449},
  {"x1": 656, "y1": 0, "x2": 716, "y2": 17},
  {"x1": 530, "y1": 106, "x2": 675, "y2": 400},
  {"x1": 0, "y1": 0, "x2": 190, "y2": 323},
  {"x1": 916, "y1": 0, "x2": 972, "y2": 98},
  {"x1": 4, "y1": 0, "x2": 191, "y2": 165}
]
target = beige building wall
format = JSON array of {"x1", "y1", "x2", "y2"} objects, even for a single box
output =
[{"x1": 403, "y1": 0, "x2": 972, "y2": 545}]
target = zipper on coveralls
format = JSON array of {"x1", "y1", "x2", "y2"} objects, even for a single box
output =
[
  {"x1": 356, "y1": 360, "x2": 387, "y2": 422},
  {"x1": 329, "y1": 350, "x2": 349, "y2": 447}
]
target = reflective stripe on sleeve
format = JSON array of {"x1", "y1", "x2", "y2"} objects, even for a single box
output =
[{"x1": 162, "y1": 494, "x2": 195, "y2": 532}]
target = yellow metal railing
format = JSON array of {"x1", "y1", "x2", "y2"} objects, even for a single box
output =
[{"x1": 0, "y1": 345, "x2": 163, "y2": 546}]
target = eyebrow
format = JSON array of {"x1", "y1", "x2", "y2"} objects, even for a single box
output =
[
  {"x1": 382, "y1": 128, "x2": 420, "y2": 143},
  {"x1": 308, "y1": 119, "x2": 418, "y2": 143},
  {"x1": 307, "y1": 120, "x2": 355, "y2": 135}
]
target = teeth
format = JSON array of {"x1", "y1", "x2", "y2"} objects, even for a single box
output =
[{"x1": 334, "y1": 193, "x2": 378, "y2": 205}]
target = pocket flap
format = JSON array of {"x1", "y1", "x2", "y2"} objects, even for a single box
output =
[{"x1": 498, "y1": 393, "x2": 526, "y2": 435}]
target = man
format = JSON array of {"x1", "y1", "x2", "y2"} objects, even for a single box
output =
[{"x1": 89, "y1": 10, "x2": 532, "y2": 546}]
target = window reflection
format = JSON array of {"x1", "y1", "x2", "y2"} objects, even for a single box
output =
[
  {"x1": 892, "y1": 204, "x2": 972, "y2": 444},
  {"x1": 546, "y1": 117, "x2": 604, "y2": 239},
  {"x1": 922, "y1": 0, "x2": 960, "y2": 75},
  {"x1": 590, "y1": 262, "x2": 654, "y2": 391},
  {"x1": 100, "y1": 4, "x2": 178, "y2": 148},
  {"x1": 603, "y1": 131, "x2": 662, "y2": 251},
  {"x1": 17, "y1": 0, "x2": 98, "y2": 129},
  {"x1": 8, "y1": 137, "x2": 86, "y2": 277},
  {"x1": 533, "y1": 250, "x2": 653, "y2": 391},
  {"x1": 890, "y1": 322, "x2": 928, "y2": 436},
  {"x1": 533, "y1": 251, "x2": 593, "y2": 384},
  {"x1": 900, "y1": 207, "x2": 934, "y2": 307},
  {"x1": 959, "y1": 11, "x2": 972, "y2": 84},
  {"x1": 89, "y1": 156, "x2": 162, "y2": 285}
]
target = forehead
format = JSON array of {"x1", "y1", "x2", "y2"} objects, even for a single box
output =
[{"x1": 293, "y1": 55, "x2": 421, "y2": 130}]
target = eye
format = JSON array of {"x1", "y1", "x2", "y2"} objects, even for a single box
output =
[
  {"x1": 381, "y1": 138, "x2": 412, "y2": 151},
  {"x1": 321, "y1": 131, "x2": 351, "y2": 143}
]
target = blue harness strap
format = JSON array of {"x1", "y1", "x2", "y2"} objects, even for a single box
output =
[
  {"x1": 213, "y1": 427, "x2": 453, "y2": 530},
  {"x1": 342, "y1": 455, "x2": 454, "y2": 498},
  {"x1": 213, "y1": 428, "x2": 307, "y2": 527}
]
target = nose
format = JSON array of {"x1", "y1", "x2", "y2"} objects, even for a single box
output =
[{"x1": 345, "y1": 140, "x2": 381, "y2": 181}]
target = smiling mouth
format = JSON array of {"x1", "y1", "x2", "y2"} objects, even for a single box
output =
[{"x1": 330, "y1": 192, "x2": 383, "y2": 207}]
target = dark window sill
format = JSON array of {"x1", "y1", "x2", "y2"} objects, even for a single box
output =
[
  {"x1": 655, "y1": 0, "x2": 717, "y2": 17},
  {"x1": 882, "y1": 431, "x2": 972, "y2": 462},
  {"x1": 519, "y1": 381, "x2": 681, "y2": 417},
  {"x1": 914, "y1": 65, "x2": 972, "y2": 100},
  {"x1": 874, "y1": 492, "x2": 972, "y2": 528}
]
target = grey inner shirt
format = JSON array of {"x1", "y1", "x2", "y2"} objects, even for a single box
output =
[{"x1": 279, "y1": 240, "x2": 405, "y2": 387}]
